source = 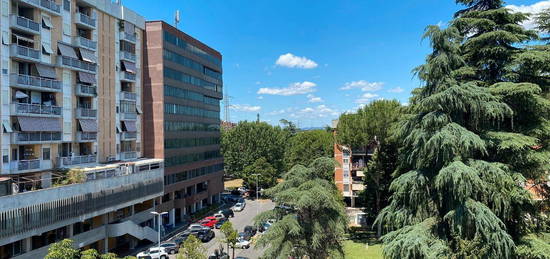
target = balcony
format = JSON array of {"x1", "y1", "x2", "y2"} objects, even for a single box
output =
[
  {"x1": 12, "y1": 132, "x2": 61, "y2": 144},
  {"x1": 121, "y1": 112, "x2": 137, "y2": 120},
  {"x1": 121, "y1": 132, "x2": 137, "y2": 140},
  {"x1": 120, "y1": 31, "x2": 137, "y2": 43},
  {"x1": 9, "y1": 15, "x2": 40, "y2": 35},
  {"x1": 121, "y1": 151, "x2": 138, "y2": 161},
  {"x1": 76, "y1": 84, "x2": 96, "y2": 97},
  {"x1": 120, "y1": 71, "x2": 136, "y2": 82},
  {"x1": 15, "y1": 0, "x2": 61, "y2": 16},
  {"x1": 5, "y1": 159, "x2": 50, "y2": 174},
  {"x1": 0, "y1": 159, "x2": 164, "y2": 241},
  {"x1": 10, "y1": 74, "x2": 61, "y2": 92},
  {"x1": 77, "y1": 132, "x2": 97, "y2": 142},
  {"x1": 57, "y1": 56, "x2": 97, "y2": 73},
  {"x1": 120, "y1": 91, "x2": 137, "y2": 101},
  {"x1": 73, "y1": 36, "x2": 97, "y2": 51},
  {"x1": 75, "y1": 12, "x2": 96, "y2": 29},
  {"x1": 120, "y1": 50, "x2": 136, "y2": 62},
  {"x1": 57, "y1": 155, "x2": 97, "y2": 167},
  {"x1": 76, "y1": 108, "x2": 97, "y2": 119},
  {"x1": 11, "y1": 103, "x2": 62, "y2": 117},
  {"x1": 10, "y1": 44, "x2": 41, "y2": 63}
]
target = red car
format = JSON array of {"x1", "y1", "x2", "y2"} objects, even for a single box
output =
[{"x1": 199, "y1": 216, "x2": 218, "y2": 228}]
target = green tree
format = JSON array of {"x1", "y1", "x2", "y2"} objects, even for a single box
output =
[
  {"x1": 284, "y1": 129, "x2": 334, "y2": 170},
  {"x1": 45, "y1": 239, "x2": 79, "y2": 259},
  {"x1": 279, "y1": 119, "x2": 298, "y2": 136},
  {"x1": 220, "y1": 221, "x2": 238, "y2": 259},
  {"x1": 221, "y1": 121, "x2": 288, "y2": 178},
  {"x1": 81, "y1": 249, "x2": 101, "y2": 259},
  {"x1": 177, "y1": 234, "x2": 206, "y2": 259},
  {"x1": 254, "y1": 157, "x2": 347, "y2": 259},
  {"x1": 376, "y1": 1, "x2": 549, "y2": 258},
  {"x1": 242, "y1": 157, "x2": 278, "y2": 193}
]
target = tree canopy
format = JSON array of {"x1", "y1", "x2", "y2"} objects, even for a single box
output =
[
  {"x1": 254, "y1": 157, "x2": 347, "y2": 259},
  {"x1": 376, "y1": 1, "x2": 550, "y2": 258},
  {"x1": 177, "y1": 234, "x2": 207, "y2": 259},
  {"x1": 284, "y1": 129, "x2": 334, "y2": 170},
  {"x1": 221, "y1": 121, "x2": 288, "y2": 178},
  {"x1": 242, "y1": 157, "x2": 278, "y2": 191}
]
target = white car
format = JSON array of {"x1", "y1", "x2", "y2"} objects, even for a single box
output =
[
  {"x1": 137, "y1": 247, "x2": 169, "y2": 259},
  {"x1": 233, "y1": 237, "x2": 251, "y2": 249},
  {"x1": 233, "y1": 202, "x2": 245, "y2": 212}
]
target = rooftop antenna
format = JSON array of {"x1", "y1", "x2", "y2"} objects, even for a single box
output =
[{"x1": 175, "y1": 10, "x2": 181, "y2": 29}]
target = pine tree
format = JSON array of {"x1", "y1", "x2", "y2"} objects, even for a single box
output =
[{"x1": 376, "y1": 1, "x2": 549, "y2": 258}]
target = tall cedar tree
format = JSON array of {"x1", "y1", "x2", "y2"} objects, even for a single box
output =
[{"x1": 375, "y1": 0, "x2": 550, "y2": 258}]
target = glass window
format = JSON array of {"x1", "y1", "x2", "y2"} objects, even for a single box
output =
[{"x1": 42, "y1": 148, "x2": 50, "y2": 160}]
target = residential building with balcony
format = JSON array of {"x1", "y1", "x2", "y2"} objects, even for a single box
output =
[
  {"x1": 0, "y1": 0, "x2": 161, "y2": 257},
  {"x1": 143, "y1": 21, "x2": 224, "y2": 227}
]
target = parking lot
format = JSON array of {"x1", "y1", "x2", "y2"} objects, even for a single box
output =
[{"x1": 166, "y1": 198, "x2": 275, "y2": 259}]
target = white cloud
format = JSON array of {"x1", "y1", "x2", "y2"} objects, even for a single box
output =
[
  {"x1": 388, "y1": 87, "x2": 404, "y2": 93},
  {"x1": 307, "y1": 94, "x2": 323, "y2": 103},
  {"x1": 257, "y1": 81, "x2": 317, "y2": 96},
  {"x1": 355, "y1": 93, "x2": 379, "y2": 104},
  {"x1": 268, "y1": 108, "x2": 294, "y2": 116},
  {"x1": 507, "y1": 1, "x2": 550, "y2": 30},
  {"x1": 230, "y1": 104, "x2": 261, "y2": 112},
  {"x1": 340, "y1": 80, "x2": 384, "y2": 92},
  {"x1": 292, "y1": 105, "x2": 339, "y2": 118},
  {"x1": 257, "y1": 96, "x2": 264, "y2": 100},
  {"x1": 275, "y1": 53, "x2": 318, "y2": 69}
]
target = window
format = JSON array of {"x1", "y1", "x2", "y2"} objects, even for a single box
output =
[
  {"x1": 42, "y1": 148, "x2": 50, "y2": 160},
  {"x1": 2, "y1": 31, "x2": 8, "y2": 45},
  {"x1": 3, "y1": 152, "x2": 8, "y2": 163},
  {"x1": 343, "y1": 184, "x2": 350, "y2": 192},
  {"x1": 63, "y1": 0, "x2": 70, "y2": 11}
]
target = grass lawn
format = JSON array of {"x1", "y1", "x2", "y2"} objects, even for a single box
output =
[
  {"x1": 224, "y1": 178, "x2": 243, "y2": 188},
  {"x1": 343, "y1": 239, "x2": 383, "y2": 259}
]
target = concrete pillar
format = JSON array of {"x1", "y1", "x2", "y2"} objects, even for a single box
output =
[
  {"x1": 68, "y1": 224, "x2": 74, "y2": 238},
  {"x1": 169, "y1": 208, "x2": 175, "y2": 227},
  {"x1": 41, "y1": 172, "x2": 52, "y2": 188},
  {"x1": 130, "y1": 205, "x2": 135, "y2": 216},
  {"x1": 182, "y1": 206, "x2": 187, "y2": 216},
  {"x1": 103, "y1": 238, "x2": 108, "y2": 253},
  {"x1": 209, "y1": 195, "x2": 213, "y2": 205},
  {"x1": 24, "y1": 237, "x2": 31, "y2": 252},
  {"x1": 191, "y1": 203, "x2": 196, "y2": 213}
]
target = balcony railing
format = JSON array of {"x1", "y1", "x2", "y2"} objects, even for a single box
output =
[
  {"x1": 121, "y1": 72, "x2": 136, "y2": 82},
  {"x1": 10, "y1": 44, "x2": 41, "y2": 62},
  {"x1": 120, "y1": 51, "x2": 136, "y2": 62},
  {"x1": 121, "y1": 151, "x2": 138, "y2": 160},
  {"x1": 13, "y1": 132, "x2": 61, "y2": 144},
  {"x1": 58, "y1": 155, "x2": 97, "y2": 167},
  {"x1": 16, "y1": 0, "x2": 61, "y2": 15},
  {"x1": 121, "y1": 132, "x2": 137, "y2": 140},
  {"x1": 77, "y1": 132, "x2": 97, "y2": 142},
  {"x1": 120, "y1": 32, "x2": 137, "y2": 43},
  {"x1": 121, "y1": 112, "x2": 137, "y2": 120},
  {"x1": 10, "y1": 74, "x2": 61, "y2": 91},
  {"x1": 120, "y1": 91, "x2": 137, "y2": 101},
  {"x1": 57, "y1": 56, "x2": 97, "y2": 73},
  {"x1": 12, "y1": 103, "x2": 62, "y2": 116},
  {"x1": 10, "y1": 15, "x2": 40, "y2": 34},
  {"x1": 76, "y1": 108, "x2": 97, "y2": 119},
  {"x1": 73, "y1": 36, "x2": 97, "y2": 50},
  {"x1": 76, "y1": 12, "x2": 96, "y2": 28},
  {"x1": 15, "y1": 159, "x2": 41, "y2": 171},
  {"x1": 76, "y1": 84, "x2": 96, "y2": 97}
]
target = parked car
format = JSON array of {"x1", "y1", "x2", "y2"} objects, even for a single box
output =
[
  {"x1": 238, "y1": 231, "x2": 253, "y2": 241},
  {"x1": 261, "y1": 221, "x2": 272, "y2": 232},
  {"x1": 215, "y1": 217, "x2": 228, "y2": 229},
  {"x1": 208, "y1": 250, "x2": 230, "y2": 259},
  {"x1": 213, "y1": 213, "x2": 226, "y2": 220},
  {"x1": 188, "y1": 223, "x2": 208, "y2": 232},
  {"x1": 232, "y1": 237, "x2": 251, "y2": 249},
  {"x1": 244, "y1": 225, "x2": 257, "y2": 236},
  {"x1": 235, "y1": 257, "x2": 250, "y2": 259},
  {"x1": 233, "y1": 202, "x2": 245, "y2": 212},
  {"x1": 237, "y1": 187, "x2": 248, "y2": 194},
  {"x1": 159, "y1": 242, "x2": 178, "y2": 254},
  {"x1": 200, "y1": 216, "x2": 219, "y2": 228},
  {"x1": 137, "y1": 247, "x2": 169, "y2": 259},
  {"x1": 196, "y1": 228, "x2": 215, "y2": 242},
  {"x1": 219, "y1": 209, "x2": 234, "y2": 218}
]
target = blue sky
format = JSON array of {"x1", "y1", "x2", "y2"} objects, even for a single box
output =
[{"x1": 125, "y1": 0, "x2": 547, "y2": 127}]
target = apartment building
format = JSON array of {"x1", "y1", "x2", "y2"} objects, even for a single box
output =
[
  {"x1": 143, "y1": 21, "x2": 224, "y2": 226},
  {"x1": 0, "y1": 0, "x2": 163, "y2": 257}
]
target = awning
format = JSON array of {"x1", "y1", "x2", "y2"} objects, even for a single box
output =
[
  {"x1": 122, "y1": 120, "x2": 137, "y2": 132},
  {"x1": 79, "y1": 48, "x2": 97, "y2": 63},
  {"x1": 116, "y1": 123, "x2": 122, "y2": 133},
  {"x1": 78, "y1": 119, "x2": 97, "y2": 132},
  {"x1": 42, "y1": 42, "x2": 53, "y2": 54},
  {"x1": 356, "y1": 171, "x2": 365, "y2": 177},
  {"x1": 121, "y1": 61, "x2": 136, "y2": 74},
  {"x1": 15, "y1": 91, "x2": 28, "y2": 99},
  {"x1": 13, "y1": 33, "x2": 34, "y2": 44},
  {"x1": 352, "y1": 184, "x2": 365, "y2": 191},
  {"x1": 42, "y1": 16, "x2": 53, "y2": 29},
  {"x1": 2, "y1": 121, "x2": 13, "y2": 133},
  {"x1": 124, "y1": 21, "x2": 135, "y2": 34},
  {"x1": 18, "y1": 117, "x2": 61, "y2": 132},
  {"x1": 58, "y1": 43, "x2": 78, "y2": 59},
  {"x1": 136, "y1": 106, "x2": 142, "y2": 115},
  {"x1": 36, "y1": 64, "x2": 56, "y2": 79},
  {"x1": 78, "y1": 71, "x2": 96, "y2": 84}
]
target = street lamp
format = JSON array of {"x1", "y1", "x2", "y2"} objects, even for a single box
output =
[
  {"x1": 151, "y1": 211, "x2": 168, "y2": 253},
  {"x1": 251, "y1": 173, "x2": 260, "y2": 217}
]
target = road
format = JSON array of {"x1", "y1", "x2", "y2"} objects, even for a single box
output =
[{"x1": 168, "y1": 199, "x2": 275, "y2": 259}]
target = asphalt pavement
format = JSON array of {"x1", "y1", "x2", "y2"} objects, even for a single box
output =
[{"x1": 168, "y1": 199, "x2": 275, "y2": 259}]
